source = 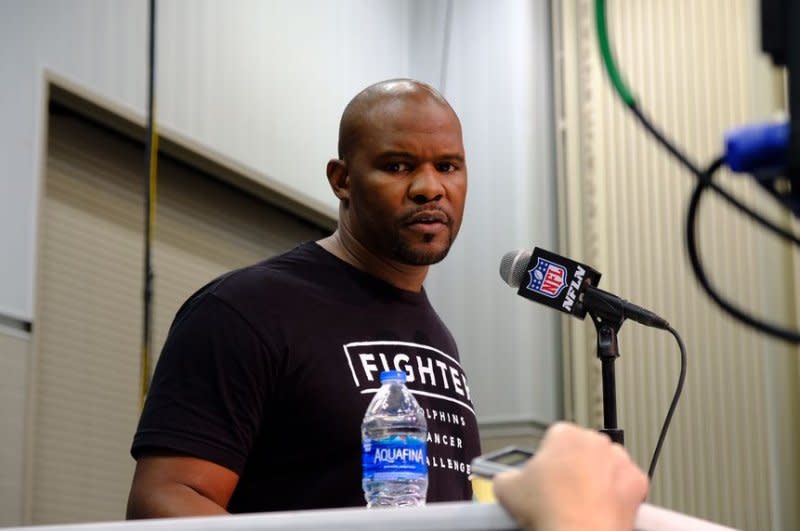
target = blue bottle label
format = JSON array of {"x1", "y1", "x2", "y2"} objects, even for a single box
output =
[{"x1": 362, "y1": 435, "x2": 428, "y2": 479}]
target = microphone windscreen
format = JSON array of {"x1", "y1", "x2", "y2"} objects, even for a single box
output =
[{"x1": 499, "y1": 250, "x2": 532, "y2": 288}]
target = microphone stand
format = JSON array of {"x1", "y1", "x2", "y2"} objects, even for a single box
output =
[{"x1": 588, "y1": 310, "x2": 625, "y2": 446}]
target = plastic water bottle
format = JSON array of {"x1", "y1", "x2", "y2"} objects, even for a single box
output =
[{"x1": 361, "y1": 370, "x2": 428, "y2": 507}]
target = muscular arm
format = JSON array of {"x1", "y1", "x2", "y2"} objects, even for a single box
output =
[{"x1": 126, "y1": 455, "x2": 240, "y2": 518}]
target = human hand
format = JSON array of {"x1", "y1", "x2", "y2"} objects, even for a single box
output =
[{"x1": 492, "y1": 422, "x2": 648, "y2": 531}]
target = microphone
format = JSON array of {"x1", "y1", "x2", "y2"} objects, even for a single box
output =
[{"x1": 499, "y1": 248, "x2": 669, "y2": 329}]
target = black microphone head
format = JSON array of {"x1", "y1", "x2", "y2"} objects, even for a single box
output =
[
  {"x1": 501, "y1": 247, "x2": 669, "y2": 329},
  {"x1": 500, "y1": 247, "x2": 602, "y2": 319},
  {"x1": 499, "y1": 249, "x2": 532, "y2": 288}
]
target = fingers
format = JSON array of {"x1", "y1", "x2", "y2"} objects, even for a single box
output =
[
  {"x1": 492, "y1": 468, "x2": 537, "y2": 531},
  {"x1": 491, "y1": 422, "x2": 649, "y2": 531},
  {"x1": 491, "y1": 468, "x2": 521, "y2": 500},
  {"x1": 610, "y1": 442, "x2": 649, "y2": 505}
]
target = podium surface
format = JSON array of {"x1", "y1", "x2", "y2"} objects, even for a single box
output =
[{"x1": 3, "y1": 501, "x2": 739, "y2": 531}]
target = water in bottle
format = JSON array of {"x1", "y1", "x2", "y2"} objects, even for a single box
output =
[{"x1": 361, "y1": 370, "x2": 428, "y2": 507}]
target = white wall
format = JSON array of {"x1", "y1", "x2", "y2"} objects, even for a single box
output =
[
  {"x1": 410, "y1": 0, "x2": 560, "y2": 424},
  {"x1": 0, "y1": 2, "x2": 140, "y2": 321},
  {"x1": 0, "y1": 0, "x2": 413, "y2": 321}
]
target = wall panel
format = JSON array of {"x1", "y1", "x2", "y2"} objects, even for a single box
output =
[
  {"x1": 29, "y1": 111, "x2": 325, "y2": 524},
  {"x1": 0, "y1": 329, "x2": 29, "y2": 526},
  {"x1": 555, "y1": 0, "x2": 800, "y2": 529}
]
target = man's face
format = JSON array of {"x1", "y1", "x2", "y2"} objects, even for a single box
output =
[{"x1": 343, "y1": 97, "x2": 467, "y2": 266}]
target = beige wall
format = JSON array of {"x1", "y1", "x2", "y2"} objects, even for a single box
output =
[
  {"x1": 554, "y1": 0, "x2": 800, "y2": 529},
  {"x1": 0, "y1": 327, "x2": 29, "y2": 525}
]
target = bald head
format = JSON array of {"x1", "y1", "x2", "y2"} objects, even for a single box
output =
[{"x1": 337, "y1": 79, "x2": 459, "y2": 161}]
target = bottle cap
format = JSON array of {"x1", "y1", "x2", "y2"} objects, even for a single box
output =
[{"x1": 379, "y1": 370, "x2": 407, "y2": 383}]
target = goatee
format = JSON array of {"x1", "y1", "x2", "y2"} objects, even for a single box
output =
[{"x1": 392, "y1": 233, "x2": 452, "y2": 265}]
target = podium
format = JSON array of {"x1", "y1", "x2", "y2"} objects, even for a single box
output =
[{"x1": 4, "y1": 501, "x2": 741, "y2": 531}]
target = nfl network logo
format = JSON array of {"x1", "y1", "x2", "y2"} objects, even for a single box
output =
[{"x1": 527, "y1": 258, "x2": 567, "y2": 298}]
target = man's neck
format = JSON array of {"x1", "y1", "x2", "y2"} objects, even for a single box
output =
[{"x1": 316, "y1": 232, "x2": 428, "y2": 293}]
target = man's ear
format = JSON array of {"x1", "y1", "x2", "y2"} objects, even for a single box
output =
[{"x1": 326, "y1": 159, "x2": 350, "y2": 205}]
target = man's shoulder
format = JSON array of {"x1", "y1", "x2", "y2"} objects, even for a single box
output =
[
  {"x1": 175, "y1": 241, "x2": 323, "y2": 317},
  {"x1": 203, "y1": 242, "x2": 318, "y2": 302}
]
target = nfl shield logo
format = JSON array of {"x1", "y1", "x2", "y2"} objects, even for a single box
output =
[{"x1": 527, "y1": 258, "x2": 567, "y2": 298}]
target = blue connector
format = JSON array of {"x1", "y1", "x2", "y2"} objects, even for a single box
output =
[{"x1": 724, "y1": 122, "x2": 789, "y2": 173}]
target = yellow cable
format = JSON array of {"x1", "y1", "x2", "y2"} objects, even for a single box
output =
[{"x1": 140, "y1": 122, "x2": 159, "y2": 409}]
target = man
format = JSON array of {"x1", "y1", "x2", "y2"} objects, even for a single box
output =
[
  {"x1": 127, "y1": 79, "x2": 481, "y2": 517},
  {"x1": 494, "y1": 423, "x2": 649, "y2": 531}
]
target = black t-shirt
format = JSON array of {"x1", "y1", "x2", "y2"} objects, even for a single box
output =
[{"x1": 131, "y1": 241, "x2": 481, "y2": 513}]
